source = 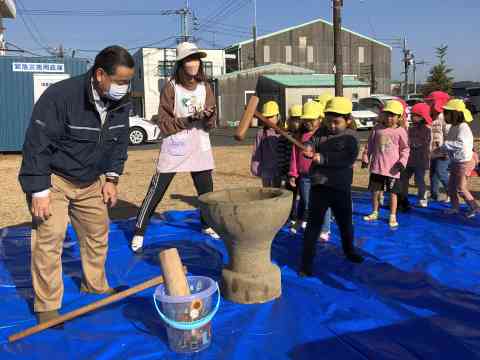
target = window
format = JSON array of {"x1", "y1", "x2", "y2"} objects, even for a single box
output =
[
  {"x1": 264, "y1": 45, "x2": 270, "y2": 63},
  {"x1": 158, "y1": 61, "x2": 175, "y2": 77},
  {"x1": 285, "y1": 46, "x2": 292, "y2": 63},
  {"x1": 203, "y1": 61, "x2": 213, "y2": 77},
  {"x1": 158, "y1": 60, "x2": 214, "y2": 77},
  {"x1": 307, "y1": 46, "x2": 314, "y2": 63},
  {"x1": 358, "y1": 46, "x2": 365, "y2": 64},
  {"x1": 299, "y1": 36, "x2": 307, "y2": 49}
]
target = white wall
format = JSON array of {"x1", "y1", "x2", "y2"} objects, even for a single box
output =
[{"x1": 140, "y1": 48, "x2": 226, "y2": 120}]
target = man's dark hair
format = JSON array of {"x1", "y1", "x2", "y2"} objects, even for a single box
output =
[{"x1": 93, "y1": 46, "x2": 135, "y2": 75}]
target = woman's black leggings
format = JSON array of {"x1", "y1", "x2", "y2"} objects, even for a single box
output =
[{"x1": 134, "y1": 170, "x2": 213, "y2": 235}]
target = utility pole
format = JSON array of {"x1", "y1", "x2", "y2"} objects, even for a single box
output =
[
  {"x1": 413, "y1": 60, "x2": 427, "y2": 94},
  {"x1": 252, "y1": 0, "x2": 257, "y2": 67},
  {"x1": 333, "y1": 0, "x2": 343, "y2": 96},
  {"x1": 0, "y1": 19, "x2": 6, "y2": 56},
  {"x1": 402, "y1": 38, "x2": 414, "y2": 96}
]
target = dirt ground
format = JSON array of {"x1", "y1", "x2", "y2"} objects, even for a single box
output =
[{"x1": 1, "y1": 144, "x2": 479, "y2": 229}]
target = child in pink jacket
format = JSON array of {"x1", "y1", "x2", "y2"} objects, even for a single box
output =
[{"x1": 363, "y1": 100, "x2": 410, "y2": 228}]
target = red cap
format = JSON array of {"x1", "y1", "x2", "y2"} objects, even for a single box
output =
[
  {"x1": 411, "y1": 103, "x2": 433, "y2": 125},
  {"x1": 425, "y1": 91, "x2": 450, "y2": 113}
]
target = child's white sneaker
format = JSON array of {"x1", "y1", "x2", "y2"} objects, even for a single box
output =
[
  {"x1": 202, "y1": 227, "x2": 220, "y2": 239},
  {"x1": 319, "y1": 232, "x2": 330, "y2": 242},
  {"x1": 418, "y1": 199, "x2": 428, "y2": 208},
  {"x1": 301, "y1": 221, "x2": 307, "y2": 230},
  {"x1": 389, "y1": 215, "x2": 399, "y2": 228},
  {"x1": 466, "y1": 208, "x2": 480, "y2": 219},
  {"x1": 363, "y1": 211, "x2": 379, "y2": 221},
  {"x1": 131, "y1": 235, "x2": 144, "y2": 253}
]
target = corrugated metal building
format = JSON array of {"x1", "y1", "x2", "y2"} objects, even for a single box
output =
[
  {"x1": 0, "y1": 56, "x2": 89, "y2": 151},
  {"x1": 256, "y1": 74, "x2": 370, "y2": 121},
  {"x1": 215, "y1": 63, "x2": 314, "y2": 127},
  {"x1": 225, "y1": 17, "x2": 391, "y2": 94}
]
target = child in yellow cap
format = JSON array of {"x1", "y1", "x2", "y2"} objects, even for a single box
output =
[
  {"x1": 251, "y1": 100, "x2": 282, "y2": 187},
  {"x1": 300, "y1": 97, "x2": 364, "y2": 274},
  {"x1": 363, "y1": 100, "x2": 410, "y2": 228},
  {"x1": 288, "y1": 101, "x2": 331, "y2": 239},
  {"x1": 434, "y1": 99, "x2": 479, "y2": 218}
]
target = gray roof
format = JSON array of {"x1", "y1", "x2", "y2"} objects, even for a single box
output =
[
  {"x1": 225, "y1": 17, "x2": 391, "y2": 50},
  {"x1": 214, "y1": 63, "x2": 314, "y2": 80}
]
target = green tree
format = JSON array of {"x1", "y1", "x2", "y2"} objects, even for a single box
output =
[{"x1": 422, "y1": 45, "x2": 454, "y2": 96}]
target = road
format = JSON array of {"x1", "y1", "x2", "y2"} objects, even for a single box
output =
[{"x1": 130, "y1": 114, "x2": 480, "y2": 151}]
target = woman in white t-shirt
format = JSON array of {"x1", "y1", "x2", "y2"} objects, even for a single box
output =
[{"x1": 131, "y1": 42, "x2": 219, "y2": 253}]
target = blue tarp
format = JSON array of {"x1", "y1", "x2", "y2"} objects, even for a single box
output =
[{"x1": 1, "y1": 192, "x2": 480, "y2": 359}]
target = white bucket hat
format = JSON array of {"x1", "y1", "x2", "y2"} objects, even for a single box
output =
[{"x1": 176, "y1": 42, "x2": 207, "y2": 62}]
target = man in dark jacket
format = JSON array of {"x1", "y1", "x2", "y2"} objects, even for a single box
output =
[{"x1": 18, "y1": 46, "x2": 135, "y2": 323}]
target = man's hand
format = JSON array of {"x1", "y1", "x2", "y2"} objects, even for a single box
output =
[
  {"x1": 102, "y1": 182, "x2": 118, "y2": 208},
  {"x1": 289, "y1": 177, "x2": 297, "y2": 188},
  {"x1": 32, "y1": 196, "x2": 51, "y2": 222}
]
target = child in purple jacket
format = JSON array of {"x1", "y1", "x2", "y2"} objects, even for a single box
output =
[
  {"x1": 251, "y1": 101, "x2": 282, "y2": 187},
  {"x1": 399, "y1": 103, "x2": 432, "y2": 210}
]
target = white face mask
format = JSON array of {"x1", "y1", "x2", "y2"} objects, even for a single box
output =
[{"x1": 106, "y1": 83, "x2": 129, "y2": 101}]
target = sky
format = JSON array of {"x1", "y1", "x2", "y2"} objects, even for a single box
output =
[{"x1": 3, "y1": 0, "x2": 480, "y2": 82}]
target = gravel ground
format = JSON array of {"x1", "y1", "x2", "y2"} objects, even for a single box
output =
[{"x1": 1, "y1": 141, "x2": 479, "y2": 229}]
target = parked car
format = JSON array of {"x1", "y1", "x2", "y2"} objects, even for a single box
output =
[
  {"x1": 129, "y1": 115, "x2": 160, "y2": 145},
  {"x1": 465, "y1": 87, "x2": 480, "y2": 114},
  {"x1": 358, "y1": 94, "x2": 398, "y2": 114},
  {"x1": 352, "y1": 101, "x2": 378, "y2": 130},
  {"x1": 403, "y1": 93, "x2": 424, "y2": 101},
  {"x1": 359, "y1": 94, "x2": 412, "y2": 123}
]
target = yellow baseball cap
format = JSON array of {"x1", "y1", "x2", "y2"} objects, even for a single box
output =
[
  {"x1": 262, "y1": 101, "x2": 280, "y2": 117},
  {"x1": 443, "y1": 99, "x2": 473, "y2": 123},
  {"x1": 324, "y1": 97, "x2": 352, "y2": 115},
  {"x1": 382, "y1": 100, "x2": 404, "y2": 116},
  {"x1": 289, "y1": 104, "x2": 302, "y2": 117},
  {"x1": 301, "y1": 101, "x2": 324, "y2": 120},
  {"x1": 314, "y1": 93, "x2": 334, "y2": 105}
]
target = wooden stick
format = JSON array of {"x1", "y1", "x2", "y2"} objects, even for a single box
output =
[
  {"x1": 235, "y1": 96, "x2": 260, "y2": 141},
  {"x1": 159, "y1": 249, "x2": 190, "y2": 296},
  {"x1": 158, "y1": 249, "x2": 203, "y2": 319},
  {"x1": 8, "y1": 268, "x2": 187, "y2": 343},
  {"x1": 254, "y1": 111, "x2": 307, "y2": 151}
]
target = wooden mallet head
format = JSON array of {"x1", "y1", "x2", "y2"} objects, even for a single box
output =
[{"x1": 235, "y1": 95, "x2": 259, "y2": 141}]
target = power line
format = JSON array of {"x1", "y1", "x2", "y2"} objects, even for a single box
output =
[
  {"x1": 196, "y1": 0, "x2": 237, "y2": 32},
  {"x1": 5, "y1": 41, "x2": 45, "y2": 57},
  {"x1": 196, "y1": 0, "x2": 250, "y2": 35},
  {"x1": 16, "y1": 0, "x2": 50, "y2": 53},
  {"x1": 74, "y1": 35, "x2": 178, "y2": 54},
  {"x1": 19, "y1": 9, "x2": 189, "y2": 16}
]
